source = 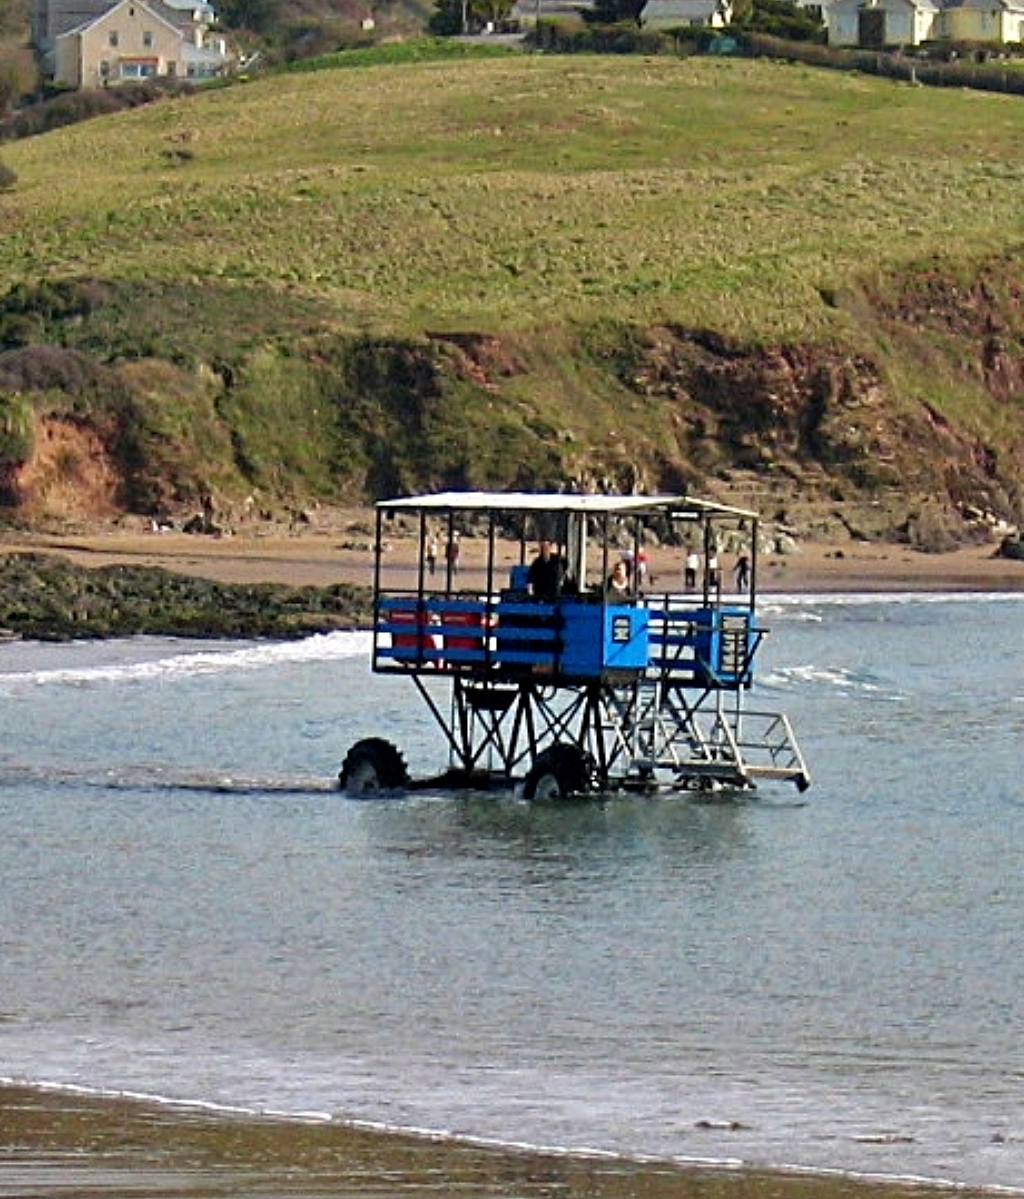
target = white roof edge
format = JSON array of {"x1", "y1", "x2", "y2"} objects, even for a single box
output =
[{"x1": 376, "y1": 490, "x2": 758, "y2": 519}]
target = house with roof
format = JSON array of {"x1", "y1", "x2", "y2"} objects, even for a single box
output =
[
  {"x1": 640, "y1": 0, "x2": 732, "y2": 26},
  {"x1": 824, "y1": 0, "x2": 1024, "y2": 44},
  {"x1": 940, "y1": 0, "x2": 1024, "y2": 41},
  {"x1": 53, "y1": 0, "x2": 230, "y2": 86},
  {"x1": 824, "y1": 0, "x2": 938, "y2": 44}
]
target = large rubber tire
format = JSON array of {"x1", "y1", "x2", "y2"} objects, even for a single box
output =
[
  {"x1": 522, "y1": 744, "x2": 595, "y2": 801},
  {"x1": 339, "y1": 738, "x2": 410, "y2": 795}
]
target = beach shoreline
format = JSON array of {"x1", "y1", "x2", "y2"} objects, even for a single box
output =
[
  {"x1": 1, "y1": 518, "x2": 1021, "y2": 596},
  {"x1": 0, "y1": 1081, "x2": 998, "y2": 1199}
]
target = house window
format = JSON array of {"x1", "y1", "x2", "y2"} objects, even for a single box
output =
[
  {"x1": 143, "y1": 29, "x2": 153, "y2": 45},
  {"x1": 167, "y1": 59, "x2": 177, "y2": 74},
  {"x1": 109, "y1": 29, "x2": 119, "y2": 45}
]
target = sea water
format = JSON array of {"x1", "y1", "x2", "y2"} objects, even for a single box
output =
[{"x1": 1, "y1": 595, "x2": 1023, "y2": 1191}]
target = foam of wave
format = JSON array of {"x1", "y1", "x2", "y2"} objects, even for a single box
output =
[
  {"x1": 759, "y1": 663, "x2": 895, "y2": 695},
  {"x1": 0, "y1": 630, "x2": 372, "y2": 690},
  {"x1": 2, "y1": 1075, "x2": 1015, "y2": 1197},
  {"x1": 763, "y1": 591, "x2": 1024, "y2": 611}
]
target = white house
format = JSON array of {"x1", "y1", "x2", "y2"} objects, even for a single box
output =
[
  {"x1": 822, "y1": 0, "x2": 1024, "y2": 44},
  {"x1": 940, "y1": 0, "x2": 1024, "y2": 41},
  {"x1": 825, "y1": 0, "x2": 939, "y2": 44}
]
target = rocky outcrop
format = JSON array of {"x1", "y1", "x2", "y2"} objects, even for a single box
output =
[{"x1": 0, "y1": 553, "x2": 371, "y2": 641}]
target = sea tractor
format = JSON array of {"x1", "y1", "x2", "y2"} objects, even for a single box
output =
[{"x1": 339, "y1": 491, "x2": 810, "y2": 799}]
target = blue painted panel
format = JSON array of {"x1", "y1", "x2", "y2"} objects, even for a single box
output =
[{"x1": 559, "y1": 603, "x2": 649, "y2": 676}]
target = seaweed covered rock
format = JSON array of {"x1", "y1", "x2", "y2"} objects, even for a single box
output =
[{"x1": 0, "y1": 553, "x2": 372, "y2": 641}]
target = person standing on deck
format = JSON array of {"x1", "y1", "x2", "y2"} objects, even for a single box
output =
[
  {"x1": 606, "y1": 559, "x2": 633, "y2": 602},
  {"x1": 527, "y1": 538, "x2": 566, "y2": 602},
  {"x1": 684, "y1": 549, "x2": 699, "y2": 590}
]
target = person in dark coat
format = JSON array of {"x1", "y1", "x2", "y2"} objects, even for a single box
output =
[{"x1": 527, "y1": 538, "x2": 566, "y2": 602}]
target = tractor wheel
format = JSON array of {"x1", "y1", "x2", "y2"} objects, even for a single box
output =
[
  {"x1": 339, "y1": 738, "x2": 410, "y2": 795},
  {"x1": 522, "y1": 744, "x2": 596, "y2": 801}
]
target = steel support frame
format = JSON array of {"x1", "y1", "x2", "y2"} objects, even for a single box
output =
[{"x1": 404, "y1": 667, "x2": 801, "y2": 791}]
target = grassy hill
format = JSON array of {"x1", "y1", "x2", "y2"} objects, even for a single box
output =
[{"x1": 2, "y1": 45, "x2": 1024, "y2": 544}]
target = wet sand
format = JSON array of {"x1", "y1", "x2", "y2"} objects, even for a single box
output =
[
  {"x1": 0, "y1": 1082, "x2": 996, "y2": 1199},
  {"x1": 0, "y1": 522, "x2": 1021, "y2": 595}
]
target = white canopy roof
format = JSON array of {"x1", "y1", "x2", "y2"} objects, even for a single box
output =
[{"x1": 376, "y1": 490, "x2": 756, "y2": 519}]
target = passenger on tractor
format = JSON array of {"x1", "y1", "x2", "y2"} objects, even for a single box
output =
[
  {"x1": 605, "y1": 559, "x2": 633, "y2": 602},
  {"x1": 527, "y1": 538, "x2": 569, "y2": 602}
]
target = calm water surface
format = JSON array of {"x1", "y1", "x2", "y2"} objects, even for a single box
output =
[{"x1": 1, "y1": 595, "x2": 1023, "y2": 1191}]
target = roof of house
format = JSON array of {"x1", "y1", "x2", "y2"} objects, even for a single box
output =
[
  {"x1": 181, "y1": 38, "x2": 226, "y2": 61},
  {"x1": 943, "y1": 0, "x2": 1024, "y2": 10},
  {"x1": 641, "y1": 0, "x2": 728, "y2": 18},
  {"x1": 57, "y1": 0, "x2": 184, "y2": 39},
  {"x1": 159, "y1": 0, "x2": 216, "y2": 12},
  {"x1": 826, "y1": 0, "x2": 939, "y2": 14}
]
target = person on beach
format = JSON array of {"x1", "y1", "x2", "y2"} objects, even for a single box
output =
[
  {"x1": 635, "y1": 548, "x2": 649, "y2": 590},
  {"x1": 446, "y1": 531, "x2": 461, "y2": 576},
  {"x1": 734, "y1": 554, "x2": 750, "y2": 592},
  {"x1": 426, "y1": 535, "x2": 438, "y2": 577},
  {"x1": 707, "y1": 552, "x2": 721, "y2": 590}
]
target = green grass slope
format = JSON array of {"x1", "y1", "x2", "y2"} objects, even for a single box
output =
[{"x1": 2, "y1": 49, "x2": 1024, "y2": 537}]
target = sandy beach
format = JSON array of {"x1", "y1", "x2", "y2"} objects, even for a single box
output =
[
  {"x1": 1, "y1": 518, "x2": 1021, "y2": 595},
  {"x1": 0, "y1": 1082, "x2": 996, "y2": 1199}
]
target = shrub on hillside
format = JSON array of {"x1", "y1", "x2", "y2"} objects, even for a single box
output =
[
  {"x1": 0, "y1": 390, "x2": 33, "y2": 458},
  {"x1": 0, "y1": 157, "x2": 14, "y2": 190},
  {"x1": 0, "y1": 81, "x2": 187, "y2": 143},
  {"x1": 0, "y1": 43, "x2": 38, "y2": 113},
  {"x1": 741, "y1": 32, "x2": 1024, "y2": 93},
  {"x1": 0, "y1": 279, "x2": 102, "y2": 348},
  {"x1": 733, "y1": 0, "x2": 823, "y2": 40},
  {"x1": 0, "y1": 344, "x2": 119, "y2": 405},
  {"x1": 531, "y1": 19, "x2": 669, "y2": 52},
  {"x1": 0, "y1": 390, "x2": 34, "y2": 504}
]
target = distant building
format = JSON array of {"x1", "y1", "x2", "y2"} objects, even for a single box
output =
[
  {"x1": 825, "y1": 0, "x2": 937, "y2": 44},
  {"x1": 940, "y1": 0, "x2": 1024, "y2": 41},
  {"x1": 38, "y1": 0, "x2": 231, "y2": 84},
  {"x1": 640, "y1": 0, "x2": 732, "y2": 27},
  {"x1": 824, "y1": 0, "x2": 1024, "y2": 44},
  {"x1": 509, "y1": 0, "x2": 594, "y2": 24}
]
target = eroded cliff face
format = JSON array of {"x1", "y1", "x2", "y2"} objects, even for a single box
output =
[
  {"x1": 430, "y1": 310, "x2": 1022, "y2": 546},
  {"x1": 2, "y1": 259, "x2": 1023, "y2": 546},
  {"x1": 613, "y1": 325, "x2": 1021, "y2": 544}
]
